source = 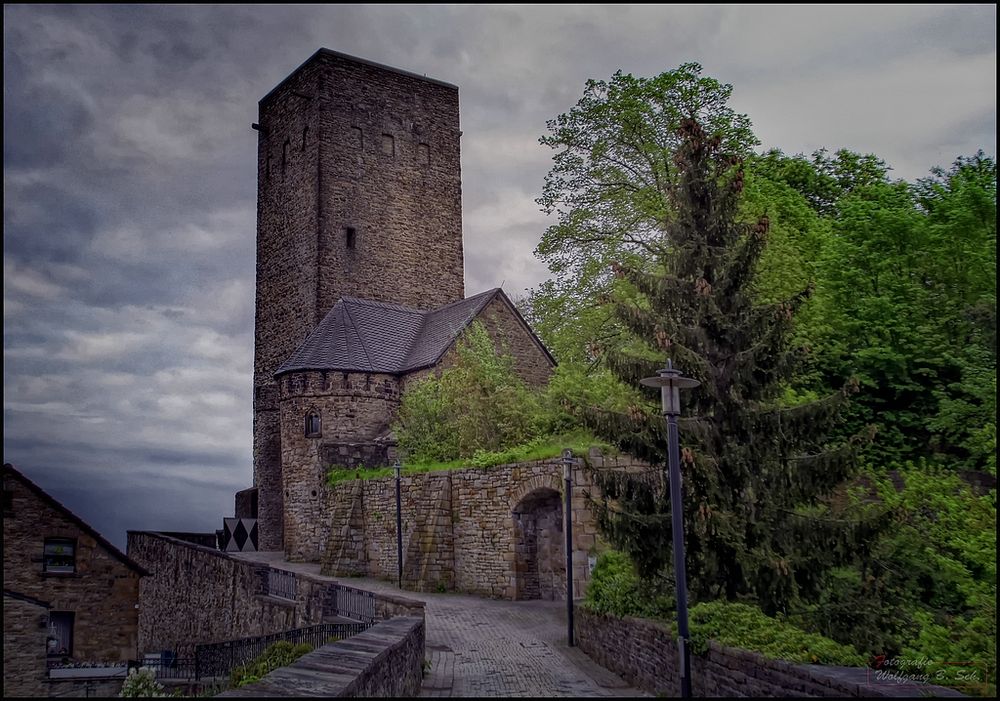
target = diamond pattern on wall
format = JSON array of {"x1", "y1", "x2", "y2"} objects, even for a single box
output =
[{"x1": 223, "y1": 518, "x2": 258, "y2": 552}]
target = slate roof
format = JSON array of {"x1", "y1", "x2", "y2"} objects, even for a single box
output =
[{"x1": 275, "y1": 288, "x2": 553, "y2": 377}]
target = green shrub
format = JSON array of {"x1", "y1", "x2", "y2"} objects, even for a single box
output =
[
  {"x1": 395, "y1": 322, "x2": 543, "y2": 463},
  {"x1": 689, "y1": 601, "x2": 866, "y2": 666},
  {"x1": 119, "y1": 667, "x2": 168, "y2": 697},
  {"x1": 584, "y1": 550, "x2": 674, "y2": 620},
  {"x1": 229, "y1": 641, "x2": 314, "y2": 688},
  {"x1": 585, "y1": 551, "x2": 865, "y2": 667}
]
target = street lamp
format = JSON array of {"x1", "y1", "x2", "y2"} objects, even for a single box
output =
[
  {"x1": 640, "y1": 359, "x2": 700, "y2": 698},
  {"x1": 394, "y1": 459, "x2": 403, "y2": 589},
  {"x1": 561, "y1": 448, "x2": 576, "y2": 647}
]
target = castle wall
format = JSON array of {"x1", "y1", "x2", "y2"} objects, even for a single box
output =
[
  {"x1": 128, "y1": 532, "x2": 323, "y2": 656},
  {"x1": 317, "y1": 453, "x2": 651, "y2": 599},
  {"x1": 279, "y1": 370, "x2": 402, "y2": 562},
  {"x1": 127, "y1": 531, "x2": 426, "y2": 658}
]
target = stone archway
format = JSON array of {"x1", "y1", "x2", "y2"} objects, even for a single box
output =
[{"x1": 511, "y1": 488, "x2": 566, "y2": 601}]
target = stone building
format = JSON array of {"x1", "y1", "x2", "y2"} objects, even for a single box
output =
[
  {"x1": 2, "y1": 463, "x2": 146, "y2": 671},
  {"x1": 244, "y1": 49, "x2": 555, "y2": 554}
]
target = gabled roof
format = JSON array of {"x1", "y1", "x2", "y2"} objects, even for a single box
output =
[
  {"x1": 275, "y1": 288, "x2": 554, "y2": 377},
  {"x1": 1, "y1": 463, "x2": 150, "y2": 577}
]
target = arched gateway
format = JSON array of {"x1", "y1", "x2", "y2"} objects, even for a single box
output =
[{"x1": 511, "y1": 487, "x2": 567, "y2": 600}]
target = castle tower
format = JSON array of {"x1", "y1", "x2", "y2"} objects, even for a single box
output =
[{"x1": 252, "y1": 50, "x2": 465, "y2": 551}]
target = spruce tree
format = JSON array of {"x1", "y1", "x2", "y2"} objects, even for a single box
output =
[{"x1": 588, "y1": 117, "x2": 878, "y2": 613}]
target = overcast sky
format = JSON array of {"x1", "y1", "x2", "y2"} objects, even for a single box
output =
[{"x1": 3, "y1": 4, "x2": 996, "y2": 550}]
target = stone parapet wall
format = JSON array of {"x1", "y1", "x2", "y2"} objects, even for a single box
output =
[
  {"x1": 219, "y1": 616, "x2": 425, "y2": 698},
  {"x1": 127, "y1": 532, "x2": 424, "y2": 656},
  {"x1": 575, "y1": 606, "x2": 963, "y2": 698},
  {"x1": 128, "y1": 532, "x2": 320, "y2": 655}
]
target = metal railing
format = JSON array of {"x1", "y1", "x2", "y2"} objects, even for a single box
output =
[
  {"x1": 139, "y1": 657, "x2": 198, "y2": 680},
  {"x1": 329, "y1": 582, "x2": 376, "y2": 623},
  {"x1": 192, "y1": 622, "x2": 371, "y2": 680},
  {"x1": 266, "y1": 568, "x2": 297, "y2": 601}
]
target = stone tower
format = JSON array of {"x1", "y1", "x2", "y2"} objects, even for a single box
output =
[{"x1": 252, "y1": 49, "x2": 465, "y2": 551}]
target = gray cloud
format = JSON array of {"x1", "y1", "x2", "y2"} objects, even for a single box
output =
[{"x1": 3, "y1": 4, "x2": 995, "y2": 549}]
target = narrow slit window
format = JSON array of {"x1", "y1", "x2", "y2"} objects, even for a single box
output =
[
  {"x1": 351, "y1": 126, "x2": 363, "y2": 149},
  {"x1": 381, "y1": 134, "x2": 395, "y2": 156},
  {"x1": 265, "y1": 152, "x2": 272, "y2": 180},
  {"x1": 301, "y1": 126, "x2": 309, "y2": 152},
  {"x1": 345, "y1": 227, "x2": 356, "y2": 250},
  {"x1": 281, "y1": 139, "x2": 289, "y2": 178}
]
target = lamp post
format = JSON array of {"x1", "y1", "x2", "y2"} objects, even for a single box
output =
[
  {"x1": 561, "y1": 448, "x2": 575, "y2": 647},
  {"x1": 394, "y1": 459, "x2": 403, "y2": 589},
  {"x1": 640, "y1": 359, "x2": 700, "y2": 698}
]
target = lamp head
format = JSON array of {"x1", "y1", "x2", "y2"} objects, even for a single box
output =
[{"x1": 639, "y1": 359, "x2": 700, "y2": 415}]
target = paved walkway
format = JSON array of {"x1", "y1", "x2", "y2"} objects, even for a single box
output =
[
  {"x1": 349, "y1": 577, "x2": 643, "y2": 698},
  {"x1": 232, "y1": 554, "x2": 644, "y2": 697}
]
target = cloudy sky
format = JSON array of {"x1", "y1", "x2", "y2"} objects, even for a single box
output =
[{"x1": 3, "y1": 4, "x2": 995, "y2": 550}]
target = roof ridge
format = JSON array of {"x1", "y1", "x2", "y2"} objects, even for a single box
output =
[
  {"x1": 429, "y1": 287, "x2": 500, "y2": 314},
  {"x1": 401, "y1": 289, "x2": 501, "y2": 371},
  {"x1": 341, "y1": 303, "x2": 376, "y2": 371},
  {"x1": 340, "y1": 296, "x2": 429, "y2": 315}
]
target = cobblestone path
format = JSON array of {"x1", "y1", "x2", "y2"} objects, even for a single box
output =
[{"x1": 346, "y1": 578, "x2": 645, "y2": 698}]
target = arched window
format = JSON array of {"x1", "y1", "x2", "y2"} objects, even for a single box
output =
[{"x1": 305, "y1": 410, "x2": 321, "y2": 438}]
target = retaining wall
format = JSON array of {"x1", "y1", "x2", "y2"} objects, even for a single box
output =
[
  {"x1": 575, "y1": 606, "x2": 964, "y2": 697},
  {"x1": 218, "y1": 616, "x2": 425, "y2": 698}
]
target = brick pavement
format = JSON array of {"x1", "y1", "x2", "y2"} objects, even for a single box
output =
[{"x1": 345, "y1": 577, "x2": 645, "y2": 697}]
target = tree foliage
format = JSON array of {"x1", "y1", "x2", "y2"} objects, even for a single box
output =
[
  {"x1": 394, "y1": 322, "x2": 542, "y2": 463},
  {"x1": 525, "y1": 62, "x2": 995, "y2": 692},
  {"x1": 566, "y1": 110, "x2": 876, "y2": 613}
]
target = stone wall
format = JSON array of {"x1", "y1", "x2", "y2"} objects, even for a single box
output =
[
  {"x1": 253, "y1": 384, "x2": 283, "y2": 551},
  {"x1": 3, "y1": 469, "x2": 142, "y2": 663},
  {"x1": 127, "y1": 531, "x2": 425, "y2": 656},
  {"x1": 219, "y1": 616, "x2": 425, "y2": 698},
  {"x1": 319, "y1": 454, "x2": 648, "y2": 599},
  {"x1": 575, "y1": 606, "x2": 963, "y2": 698},
  {"x1": 3, "y1": 593, "x2": 49, "y2": 697}
]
